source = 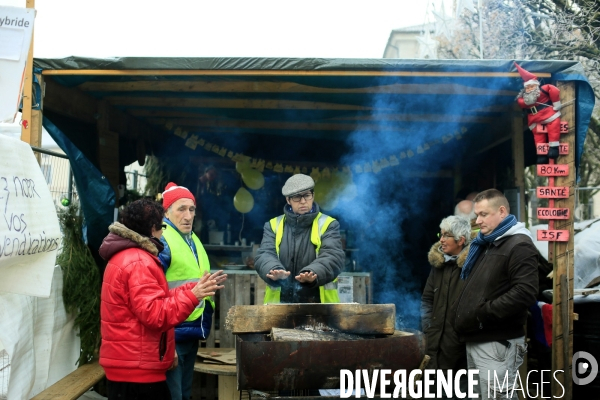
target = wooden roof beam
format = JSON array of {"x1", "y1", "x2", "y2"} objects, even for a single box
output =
[
  {"x1": 105, "y1": 96, "x2": 376, "y2": 111},
  {"x1": 78, "y1": 81, "x2": 518, "y2": 97},
  {"x1": 132, "y1": 110, "x2": 495, "y2": 125},
  {"x1": 144, "y1": 116, "x2": 493, "y2": 132},
  {"x1": 43, "y1": 77, "x2": 165, "y2": 141}
]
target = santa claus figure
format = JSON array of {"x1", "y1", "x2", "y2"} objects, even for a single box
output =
[{"x1": 514, "y1": 62, "x2": 562, "y2": 164}]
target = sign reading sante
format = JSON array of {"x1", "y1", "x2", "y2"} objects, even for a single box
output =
[
  {"x1": 0, "y1": 6, "x2": 35, "y2": 123},
  {"x1": 0, "y1": 135, "x2": 61, "y2": 297}
]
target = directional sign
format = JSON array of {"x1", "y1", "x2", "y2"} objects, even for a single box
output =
[
  {"x1": 536, "y1": 143, "x2": 569, "y2": 155},
  {"x1": 537, "y1": 207, "x2": 570, "y2": 220},
  {"x1": 536, "y1": 187, "x2": 569, "y2": 199},
  {"x1": 537, "y1": 164, "x2": 569, "y2": 177},
  {"x1": 537, "y1": 229, "x2": 569, "y2": 242}
]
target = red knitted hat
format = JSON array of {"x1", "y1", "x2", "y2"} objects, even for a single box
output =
[
  {"x1": 514, "y1": 62, "x2": 539, "y2": 86},
  {"x1": 162, "y1": 182, "x2": 195, "y2": 210}
]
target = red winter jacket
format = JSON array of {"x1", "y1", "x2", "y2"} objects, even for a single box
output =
[{"x1": 99, "y1": 222, "x2": 199, "y2": 383}]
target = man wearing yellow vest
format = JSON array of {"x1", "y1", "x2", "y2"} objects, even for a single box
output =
[
  {"x1": 255, "y1": 174, "x2": 344, "y2": 304},
  {"x1": 158, "y1": 182, "x2": 226, "y2": 400}
]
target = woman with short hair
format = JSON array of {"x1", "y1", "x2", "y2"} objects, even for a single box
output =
[
  {"x1": 421, "y1": 215, "x2": 472, "y2": 399},
  {"x1": 99, "y1": 199, "x2": 226, "y2": 400}
]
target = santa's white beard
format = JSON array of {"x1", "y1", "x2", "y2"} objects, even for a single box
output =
[{"x1": 522, "y1": 87, "x2": 541, "y2": 105}]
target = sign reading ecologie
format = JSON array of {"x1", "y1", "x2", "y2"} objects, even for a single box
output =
[{"x1": 0, "y1": 135, "x2": 61, "y2": 297}]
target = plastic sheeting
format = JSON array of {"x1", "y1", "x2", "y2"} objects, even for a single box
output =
[
  {"x1": 42, "y1": 117, "x2": 115, "y2": 252},
  {"x1": 0, "y1": 265, "x2": 80, "y2": 399},
  {"x1": 33, "y1": 57, "x2": 595, "y2": 173},
  {"x1": 530, "y1": 220, "x2": 600, "y2": 304}
]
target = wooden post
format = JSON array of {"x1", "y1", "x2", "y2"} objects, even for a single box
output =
[
  {"x1": 219, "y1": 274, "x2": 236, "y2": 347},
  {"x1": 512, "y1": 111, "x2": 528, "y2": 400},
  {"x1": 511, "y1": 110, "x2": 526, "y2": 221},
  {"x1": 96, "y1": 100, "x2": 120, "y2": 202},
  {"x1": 551, "y1": 81, "x2": 576, "y2": 399},
  {"x1": 20, "y1": 0, "x2": 41, "y2": 148}
]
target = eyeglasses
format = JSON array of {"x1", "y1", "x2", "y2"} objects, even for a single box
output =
[
  {"x1": 289, "y1": 192, "x2": 314, "y2": 203},
  {"x1": 437, "y1": 232, "x2": 454, "y2": 239}
]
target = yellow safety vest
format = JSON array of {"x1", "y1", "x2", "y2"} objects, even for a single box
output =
[
  {"x1": 163, "y1": 225, "x2": 215, "y2": 321},
  {"x1": 264, "y1": 212, "x2": 340, "y2": 304}
]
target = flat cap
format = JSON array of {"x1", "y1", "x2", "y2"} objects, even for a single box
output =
[{"x1": 282, "y1": 174, "x2": 315, "y2": 197}]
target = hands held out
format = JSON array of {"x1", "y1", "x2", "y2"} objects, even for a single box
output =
[
  {"x1": 266, "y1": 269, "x2": 291, "y2": 280},
  {"x1": 266, "y1": 269, "x2": 317, "y2": 284},
  {"x1": 295, "y1": 271, "x2": 317, "y2": 283},
  {"x1": 191, "y1": 270, "x2": 227, "y2": 301}
]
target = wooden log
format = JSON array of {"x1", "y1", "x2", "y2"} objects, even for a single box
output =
[
  {"x1": 226, "y1": 303, "x2": 395, "y2": 335},
  {"x1": 270, "y1": 327, "x2": 372, "y2": 342}
]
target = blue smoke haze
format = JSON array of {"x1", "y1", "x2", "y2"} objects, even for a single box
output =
[{"x1": 327, "y1": 76, "x2": 512, "y2": 330}]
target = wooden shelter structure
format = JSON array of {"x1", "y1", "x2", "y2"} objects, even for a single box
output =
[{"x1": 21, "y1": 56, "x2": 595, "y2": 399}]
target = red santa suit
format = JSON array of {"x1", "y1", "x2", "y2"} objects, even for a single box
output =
[{"x1": 516, "y1": 84, "x2": 562, "y2": 147}]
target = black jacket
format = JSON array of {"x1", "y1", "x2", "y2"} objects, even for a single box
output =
[
  {"x1": 452, "y1": 233, "x2": 539, "y2": 342},
  {"x1": 254, "y1": 203, "x2": 344, "y2": 303},
  {"x1": 421, "y1": 243, "x2": 469, "y2": 370}
]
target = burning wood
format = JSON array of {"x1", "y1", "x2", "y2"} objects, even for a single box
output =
[
  {"x1": 269, "y1": 327, "x2": 373, "y2": 342},
  {"x1": 225, "y1": 303, "x2": 396, "y2": 335}
]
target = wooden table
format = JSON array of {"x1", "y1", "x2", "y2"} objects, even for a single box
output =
[{"x1": 195, "y1": 348, "x2": 238, "y2": 400}]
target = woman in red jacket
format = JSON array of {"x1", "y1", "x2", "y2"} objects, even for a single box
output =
[{"x1": 99, "y1": 199, "x2": 226, "y2": 400}]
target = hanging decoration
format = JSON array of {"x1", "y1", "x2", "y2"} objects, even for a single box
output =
[
  {"x1": 233, "y1": 187, "x2": 254, "y2": 213},
  {"x1": 164, "y1": 120, "x2": 467, "y2": 179}
]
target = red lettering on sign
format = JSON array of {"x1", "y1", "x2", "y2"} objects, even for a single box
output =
[
  {"x1": 537, "y1": 164, "x2": 569, "y2": 177},
  {"x1": 536, "y1": 208, "x2": 570, "y2": 220},
  {"x1": 560, "y1": 121, "x2": 569, "y2": 134},
  {"x1": 536, "y1": 187, "x2": 569, "y2": 199},
  {"x1": 537, "y1": 230, "x2": 570, "y2": 242},
  {"x1": 536, "y1": 143, "x2": 569, "y2": 155}
]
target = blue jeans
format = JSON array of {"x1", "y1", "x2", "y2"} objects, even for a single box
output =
[
  {"x1": 466, "y1": 337, "x2": 527, "y2": 400},
  {"x1": 166, "y1": 339, "x2": 199, "y2": 400}
]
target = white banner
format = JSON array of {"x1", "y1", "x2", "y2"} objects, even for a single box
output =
[
  {"x1": 0, "y1": 135, "x2": 61, "y2": 297},
  {"x1": 0, "y1": 265, "x2": 80, "y2": 399},
  {"x1": 0, "y1": 6, "x2": 35, "y2": 123}
]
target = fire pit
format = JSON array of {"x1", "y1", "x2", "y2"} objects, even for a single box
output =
[{"x1": 226, "y1": 303, "x2": 427, "y2": 391}]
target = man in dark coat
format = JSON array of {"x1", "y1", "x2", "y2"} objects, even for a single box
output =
[{"x1": 452, "y1": 189, "x2": 538, "y2": 400}]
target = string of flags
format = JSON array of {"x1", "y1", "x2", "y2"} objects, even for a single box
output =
[{"x1": 166, "y1": 122, "x2": 468, "y2": 177}]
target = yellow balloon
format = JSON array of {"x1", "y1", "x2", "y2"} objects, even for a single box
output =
[
  {"x1": 236, "y1": 160, "x2": 251, "y2": 173},
  {"x1": 314, "y1": 179, "x2": 338, "y2": 210},
  {"x1": 241, "y1": 168, "x2": 265, "y2": 190},
  {"x1": 233, "y1": 187, "x2": 254, "y2": 213}
]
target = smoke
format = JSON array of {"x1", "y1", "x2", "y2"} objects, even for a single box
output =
[{"x1": 328, "y1": 79, "x2": 505, "y2": 330}]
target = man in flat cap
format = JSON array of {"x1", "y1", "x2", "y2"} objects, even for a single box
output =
[{"x1": 254, "y1": 174, "x2": 345, "y2": 303}]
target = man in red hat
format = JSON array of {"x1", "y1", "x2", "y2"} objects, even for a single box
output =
[
  {"x1": 159, "y1": 182, "x2": 224, "y2": 400},
  {"x1": 514, "y1": 62, "x2": 562, "y2": 164}
]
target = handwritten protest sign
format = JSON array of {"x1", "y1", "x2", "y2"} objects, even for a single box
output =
[
  {"x1": 0, "y1": 6, "x2": 35, "y2": 123},
  {"x1": 0, "y1": 135, "x2": 61, "y2": 297}
]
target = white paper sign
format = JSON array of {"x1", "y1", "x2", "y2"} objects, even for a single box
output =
[
  {"x1": 0, "y1": 6, "x2": 35, "y2": 123},
  {"x1": 337, "y1": 275, "x2": 354, "y2": 303},
  {"x1": 0, "y1": 135, "x2": 61, "y2": 297}
]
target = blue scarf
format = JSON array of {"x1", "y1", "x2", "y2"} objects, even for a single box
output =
[{"x1": 460, "y1": 214, "x2": 517, "y2": 280}]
